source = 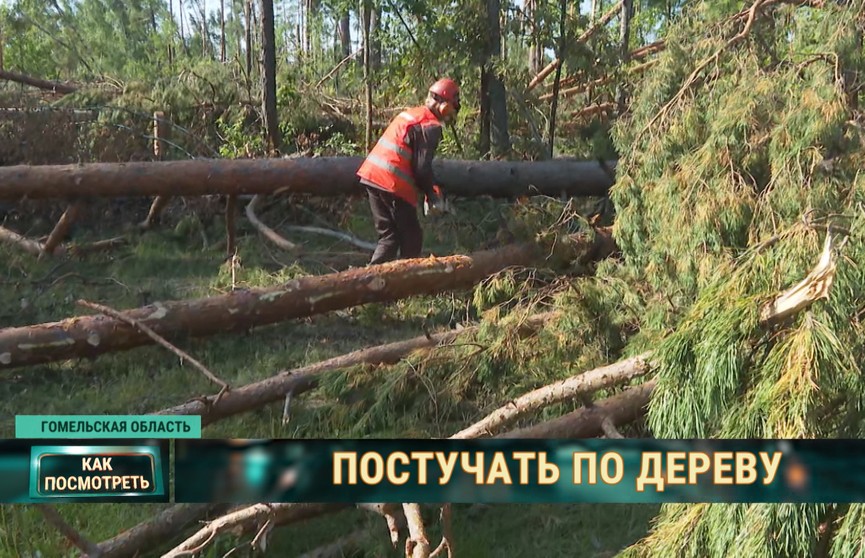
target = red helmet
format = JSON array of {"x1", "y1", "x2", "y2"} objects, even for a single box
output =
[{"x1": 429, "y1": 78, "x2": 460, "y2": 105}]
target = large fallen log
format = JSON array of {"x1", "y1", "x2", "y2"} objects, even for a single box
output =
[
  {"x1": 161, "y1": 503, "x2": 347, "y2": 558},
  {"x1": 496, "y1": 379, "x2": 656, "y2": 439},
  {"x1": 450, "y1": 352, "x2": 655, "y2": 439},
  {"x1": 0, "y1": 230, "x2": 614, "y2": 369},
  {"x1": 155, "y1": 313, "x2": 554, "y2": 427},
  {"x1": 0, "y1": 157, "x2": 616, "y2": 201},
  {"x1": 95, "y1": 503, "x2": 230, "y2": 558},
  {"x1": 0, "y1": 69, "x2": 77, "y2": 94}
]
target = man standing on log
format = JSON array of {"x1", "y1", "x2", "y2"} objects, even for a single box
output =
[{"x1": 357, "y1": 78, "x2": 460, "y2": 265}]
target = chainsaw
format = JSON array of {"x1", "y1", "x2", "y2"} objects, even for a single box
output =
[{"x1": 423, "y1": 185, "x2": 452, "y2": 217}]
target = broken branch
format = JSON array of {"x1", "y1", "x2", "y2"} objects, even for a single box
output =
[
  {"x1": 527, "y1": 1, "x2": 623, "y2": 91},
  {"x1": 498, "y1": 380, "x2": 656, "y2": 439},
  {"x1": 760, "y1": 233, "x2": 838, "y2": 324},
  {"x1": 161, "y1": 504, "x2": 345, "y2": 558},
  {"x1": 246, "y1": 194, "x2": 300, "y2": 252},
  {"x1": 403, "y1": 504, "x2": 431, "y2": 558},
  {"x1": 429, "y1": 504, "x2": 454, "y2": 558},
  {"x1": 451, "y1": 352, "x2": 655, "y2": 439},
  {"x1": 76, "y1": 299, "x2": 229, "y2": 397},
  {"x1": 95, "y1": 504, "x2": 227, "y2": 558},
  {"x1": 41, "y1": 202, "x2": 83, "y2": 257},
  {"x1": 155, "y1": 313, "x2": 553, "y2": 427},
  {"x1": 0, "y1": 69, "x2": 77, "y2": 94},
  {"x1": 35, "y1": 504, "x2": 100, "y2": 557},
  {"x1": 283, "y1": 224, "x2": 376, "y2": 251}
]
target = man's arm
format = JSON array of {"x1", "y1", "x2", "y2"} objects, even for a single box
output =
[{"x1": 407, "y1": 123, "x2": 443, "y2": 200}]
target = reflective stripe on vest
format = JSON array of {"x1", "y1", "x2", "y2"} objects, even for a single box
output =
[{"x1": 365, "y1": 153, "x2": 416, "y2": 187}]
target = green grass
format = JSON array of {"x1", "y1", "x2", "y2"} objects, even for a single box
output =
[{"x1": 0, "y1": 195, "x2": 652, "y2": 557}]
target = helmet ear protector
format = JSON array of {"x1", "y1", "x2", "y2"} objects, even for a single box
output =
[{"x1": 431, "y1": 92, "x2": 460, "y2": 120}]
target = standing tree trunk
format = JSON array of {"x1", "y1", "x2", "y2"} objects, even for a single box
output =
[
  {"x1": 303, "y1": 0, "x2": 312, "y2": 57},
  {"x1": 167, "y1": 0, "x2": 174, "y2": 64},
  {"x1": 525, "y1": 0, "x2": 542, "y2": 75},
  {"x1": 245, "y1": 0, "x2": 253, "y2": 79},
  {"x1": 500, "y1": 9, "x2": 507, "y2": 63},
  {"x1": 199, "y1": 0, "x2": 209, "y2": 57},
  {"x1": 260, "y1": 0, "x2": 280, "y2": 153},
  {"x1": 548, "y1": 0, "x2": 569, "y2": 158},
  {"x1": 338, "y1": 11, "x2": 351, "y2": 58},
  {"x1": 234, "y1": 0, "x2": 243, "y2": 64},
  {"x1": 615, "y1": 0, "x2": 633, "y2": 112},
  {"x1": 370, "y1": 5, "x2": 381, "y2": 71},
  {"x1": 220, "y1": 0, "x2": 227, "y2": 62},
  {"x1": 361, "y1": 0, "x2": 373, "y2": 150},
  {"x1": 479, "y1": 65, "x2": 491, "y2": 157},
  {"x1": 179, "y1": 0, "x2": 188, "y2": 55},
  {"x1": 486, "y1": 0, "x2": 511, "y2": 158},
  {"x1": 305, "y1": 0, "x2": 320, "y2": 59}
]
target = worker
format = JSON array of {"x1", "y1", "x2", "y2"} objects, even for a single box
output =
[{"x1": 356, "y1": 77, "x2": 461, "y2": 265}]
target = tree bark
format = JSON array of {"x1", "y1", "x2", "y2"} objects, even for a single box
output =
[
  {"x1": 157, "y1": 327, "x2": 471, "y2": 425},
  {"x1": 479, "y1": 65, "x2": 491, "y2": 156},
  {"x1": 245, "y1": 0, "x2": 254, "y2": 81},
  {"x1": 260, "y1": 0, "x2": 280, "y2": 153},
  {"x1": 486, "y1": 0, "x2": 511, "y2": 158},
  {"x1": 179, "y1": 0, "x2": 188, "y2": 55},
  {"x1": 0, "y1": 231, "x2": 613, "y2": 369},
  {"x1": 451, "y1": 351, "x2": 654, "y2": 439},
  {"x1": 370, "y1": 5, "x2": 381, "y2": 71},
  {"x1": 548, "y1": 0, "x2": 569, "y2": 158},
  {"x1": 0, "y1": 157, "x2": 617, "y2": 201},
  {"x1": 95, "y1": 504, "x2": 229, "y2": 558},
  {"x1": 0, "y1": 69, "x2": 76, "y2": 94},
  {"x1": 156, "y1": 314, "x2": 554, "y2": 427},
  {"x1": 220, "y1": 0, "x2": 227, "y2": 62},
  {"x1": 200, "y1": 0, "x2": 209, "y2": 56},
  {"x1": 41, "y1": 202, "x2": 83, "y2": 256},
  {"x1": 338, "y1": 11, "x2": 351, "y2": 58},
  {"x1": 496, "y1": 380, "x2": 655, "y2": 439},
  {"x1": 361, "y1": 0, "x2": 373, "y2": 150},
  {"x1": 616, "y1": 0, "x2": 634, "y2": 111},
  {"x1": 162, "y1": 504, "x2": 345, "y2": 558},
  {"x1": 525, "y1": 0, "x2": 542, "y2": 75}
]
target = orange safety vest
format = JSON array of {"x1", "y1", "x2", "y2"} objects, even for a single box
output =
[{"x1": 357, "y1": 106, "x2": 441, "y2": 207}]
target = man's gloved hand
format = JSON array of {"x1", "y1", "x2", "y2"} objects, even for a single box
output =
[
  {"x1": 424, "y1": 185, "x2": 448, "y2": 217},
  {"x1": 424, "y1": 194, "x2": 446, "y2": 216}
]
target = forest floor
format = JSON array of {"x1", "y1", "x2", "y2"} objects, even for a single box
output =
[{"x1": 0, "y1": 194, "x2": 656, "y2": 557}]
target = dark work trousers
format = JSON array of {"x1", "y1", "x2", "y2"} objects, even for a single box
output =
[{"x1": 366, "y1": 185, "x2": 423, "y2": 265}]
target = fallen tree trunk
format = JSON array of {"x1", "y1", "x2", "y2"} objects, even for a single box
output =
[
  {"x1": 451, "y1": 351, "x2": 655, "y2": 439},
  {"x1": 96, "y1": 503, "x2": 229, "y2": 558},
  {"x1": 158, "y1": 329, "x2": 466, "y2": 425},
  {"x1": 0, "y1": 157, "x2": 616, "y2": 201},
  {"x1": 162, "y1": 503, "x2": 346, "y2": 558},
  {"x1": 154, "y1": 312, "x2": 554, "y2": 426},
  {"x1": 496, "y1": 379, "x2": 656, "y2": 439},
  {"x1": 0, "y1": 69, "x2": 77, "y2": 94},
  {"x1": 0, "y1": 231, "x2": 612, "y2": 369}
]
